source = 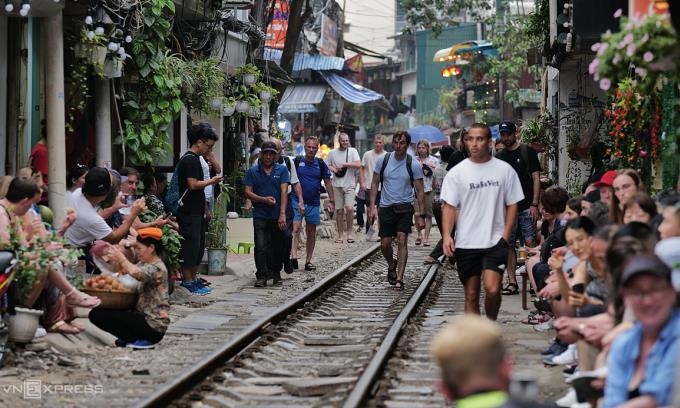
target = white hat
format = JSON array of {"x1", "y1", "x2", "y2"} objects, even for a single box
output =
[{"x1": 655, "y1": 237, "x2": 680, "y2": 291}]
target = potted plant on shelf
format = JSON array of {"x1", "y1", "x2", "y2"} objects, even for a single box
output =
[
  {"x1": 253, "y1": 82, "x2": 279, "y2": 102},
  {"x1": 206, "y1": 183, "x2": 235, "y2": 275},
  {"x1": 235, "y1": 63, "x2": 260, "y2": 86}
]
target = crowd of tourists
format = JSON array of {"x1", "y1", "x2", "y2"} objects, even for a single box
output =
[{"x1": 424, "y1": 122, "x2": 680, "y2": 408}]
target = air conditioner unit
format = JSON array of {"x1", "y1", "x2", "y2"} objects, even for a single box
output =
[{"x1": 222, "y1": 0, "x2": 254, "y2": 8}]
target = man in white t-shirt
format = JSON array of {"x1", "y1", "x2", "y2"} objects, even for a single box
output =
[
  {"x1": 440, "y1": 123, "x2": 523, "y2": 320},
  {"x1": 360, "y1": 134, "x2": 386, "y2": 239},
  {"x1": 325, "y1": 132, "x2": 361, "y2": 243}
]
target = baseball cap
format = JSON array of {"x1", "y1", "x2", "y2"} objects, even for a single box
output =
[
  {"x1": 593, "y1": 170, "x2": 617, "y2": 188},
  {"x1": 83, "y1": 167, "x2": 111, "y2": 196},
  {"x1": 498, "y1": 121, "x2": 517, "y2": 133},
  {"x1": 621, "y1": 254, "x2": 671, "y2": 288},
  {"x1": 655, "y1": 237, "x2": 680, "y2": 291},
  {"x1": 138, "y1": 227, "x2": 163, "y2": 241},
  {"x1": 260, "y1": 141, "x2": 277, "y2": 154},
  {"x1": 584, "y1": 190, "x2": 601, "y2": 203}
]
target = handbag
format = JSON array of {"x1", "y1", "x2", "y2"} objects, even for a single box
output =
[
  {"x1": 392, "y1": 203, "x2": 413, "y2": 214},
  {"x1": 333, "y1": 149, "x2": 349, "y2": 178}
]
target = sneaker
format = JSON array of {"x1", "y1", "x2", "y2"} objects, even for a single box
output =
[
  {"x1": 290, "y1": 258, "x2": 299, "y2": 270},
  {"x1": 533, "y1": 318, "x2": 555, "y2": 332},
  {"x1": 272, "y1": 277, "x2": 283, "y2": 286},
  {"x1": 126, "y1": 340, "x2": 156, "y2": 350},
  {"x1": 542, "y1": 339, "x2": 567, "y2": 356},
  {"x1": 115, "y1": 338, "x2": 127, "y2": 347},
  {"x1": 194, "y1": 280, "x2": 212, "y2": 293},
  {"x1": 555, "y1": 388, "x2": 577, "y2": 407},
  {"x1": 284, "y1": 260, "x2": 294, "y2": 274},
  {"x1": 254, "y1": 278, "x2": 267, "y2": 288},
  {"x1": 563, "y1": 364, "x2": 578, "y2": 377},
  {"x1": 544, "y1": 344, "x2": 578, "y2": 366},
  {"x1": 180, "y1": 281, "x2": 210, "y2": 295}
]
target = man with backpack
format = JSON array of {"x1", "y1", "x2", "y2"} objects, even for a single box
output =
[
  {"x1": 368, "y1": 131, "x2": 425, "y2": 290},
  {"x1": 291, "y1": 136, "x2": 335, "y2": 271},
  {"x1": 496, "y1": 121, "x2": 541, "y2": 297},
  {"x1": 175, "y1": 124, "x2": 223, "y2": 295}
]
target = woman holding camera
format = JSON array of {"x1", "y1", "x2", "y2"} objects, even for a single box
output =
[{"x1": 414, "y1": 140, "x2": 439, "y2": 246}]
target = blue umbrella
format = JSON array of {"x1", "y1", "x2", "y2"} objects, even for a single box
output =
[{"x1": 407, "y1": 125, "x2": 449, "y2": 146}]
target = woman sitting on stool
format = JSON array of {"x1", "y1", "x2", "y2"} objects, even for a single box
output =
[{"x1": 89, "y1": 227, "x2": 170, "y2": 349}]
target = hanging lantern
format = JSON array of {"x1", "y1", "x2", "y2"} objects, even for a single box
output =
[
  {"x1": 19, "y1": 0, "x2": 30, "y2": 16},
  {"x1": 4, "y1": 0, "x2": 13, "y2": 12}
]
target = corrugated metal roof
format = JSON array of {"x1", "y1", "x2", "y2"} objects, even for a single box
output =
[
  {"x1": 264, "y1": 48, "x2": 345, "y2": 72},
  {"x1": 279, "y1": 85, "x2": 327, "y2": 106}
]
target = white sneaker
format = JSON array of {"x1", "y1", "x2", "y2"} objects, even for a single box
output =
[
  {"x1": 555, "y1": 388, "x2": 577, "y2": 407},
  {"x1": 553, "y1": 344, "x2": 578, "y2": 365},
  {"x1": 533, "y1": 318, "x2": 555, "y2": 332}
]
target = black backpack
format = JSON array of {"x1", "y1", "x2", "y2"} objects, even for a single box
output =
[{"x1": 379, "y1": 152, "x2": 414, "y2": 188}]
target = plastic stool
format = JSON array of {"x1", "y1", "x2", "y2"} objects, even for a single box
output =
[{"x1": 237, "y1": 242, "x2": 255, "y2": 254}]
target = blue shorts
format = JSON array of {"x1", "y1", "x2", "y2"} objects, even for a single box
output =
[
  {"x1": 293, "y1": 204, "x2": 321, "y2": 225},
  {"x1": 509, "y1": 208, "x2": 537, "y2": 245}
]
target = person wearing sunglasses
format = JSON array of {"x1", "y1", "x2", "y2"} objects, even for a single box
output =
[{"x1": 89, "y1": 227, "x2": 170, "y2": 349}]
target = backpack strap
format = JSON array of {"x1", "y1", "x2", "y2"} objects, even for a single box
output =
[
  {"x1": 519, "y1": 143, "x2": 530, "y2": 167},
  {"x1": 379, "y1": 152, "x2": 414, "y2": 188}
]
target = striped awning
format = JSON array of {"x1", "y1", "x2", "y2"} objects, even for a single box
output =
[
  {"x1": 318, "y1": 71, "x2": 384, "y2": 104},
  {"x1": 263, "y1": 48, "x2": 345, "y2": 72}
]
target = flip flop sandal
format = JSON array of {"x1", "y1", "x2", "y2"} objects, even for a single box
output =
[
  {"x1": 304, "y1": 262, "x2": 317, "y2": 271},
  {"x1": 415, "y1": 238, "x2": 422, "y2": 245},
  {"x1": 65, "y1": 290, "x2": 101, "y2": 309},
  {"x1": 48, "y1": 320, "x2": 81, "y2": 334},
  {"x1": 387, "y1": 260, "x2": 397, "y2": 286},
  {"x1": 502, "y1": 283, "x2": 519, "y2": 295},
  {"x1": 395, "y1": 280, "x2": 404, "y2": 290},
  {"x1": 423, "y1": 258, "x2": 439, "y2": 265},
  {"x1": 334, "y1": 238, "x2": 344, "y2": 244}
]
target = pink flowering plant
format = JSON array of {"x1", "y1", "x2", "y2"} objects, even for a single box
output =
[{"x1": 589, "y1": 10, "x2": 678, "y2": 94}]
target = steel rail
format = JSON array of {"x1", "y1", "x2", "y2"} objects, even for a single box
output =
[
  {"x1": 342, "y1": 259, "x2": 441, "y2": 408},
  {"x1": 135, "y1": 243, "x2": 380, "y2": 408}
]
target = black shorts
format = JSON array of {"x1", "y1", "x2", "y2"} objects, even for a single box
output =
[
  {"x1": 178, "y1": 212, "x2": 206, "y2": 267},
  {"x1": 378, "y1": 204, "x2": 413, "y2": 237},
  {"x1": 455, "y1": 238, "x2": 509, "y2": 283}
]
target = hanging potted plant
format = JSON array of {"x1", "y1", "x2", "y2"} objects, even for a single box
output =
[
  {"x1": 206, "y1": 183, "x2": 234, "y2": 275},
  {"x1": 235, "y1": 63, "x2": 260, "y2": 86},
  {"x1": 253, "y1": 82, "x2": 280, "y2": 103},
  {"x1": 234, "y1": 85, "x2": 261, "y2": 114},
  {"x1": 519, "y1": 115, "x2": 549, "y2": 152},
  {"x1": 222, "y1": 96, "x2": 236, "y2": 117},
  {"x1": 76, "y1": 27, "x2": 108, "y2": 72}
]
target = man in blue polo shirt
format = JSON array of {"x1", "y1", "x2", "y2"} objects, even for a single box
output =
[
  {"x1": 291, "y1": 136, "x2": 335, "y2": 271},
  {"x1": 244, "y1": 140, "x2": 290, "y2": 288}
]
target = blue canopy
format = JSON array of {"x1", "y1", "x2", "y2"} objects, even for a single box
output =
[{"x1": 318, "y1": 71, "x2": 385, "y2": 104}]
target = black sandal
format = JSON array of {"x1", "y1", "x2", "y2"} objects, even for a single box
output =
[
  {"x1": 304, "y1": 262, "x2": 317, "y2": 271},
  {"x1": 387, "y1": 260, "x2": 397, "y2": 285},
  {"x1": 395, "y1": 280, "x2": 404, "y2": 290},
  {"x1": 502, "y1": 282, "x2": 519, "y2": 295}
]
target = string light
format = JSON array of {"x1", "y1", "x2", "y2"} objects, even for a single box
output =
[
  {"x1": 4, "y1": 0, "x2": 13, "y2": 12},
  {"x1": 19, "y1": 0, "x2": 30, "y2": 16}
]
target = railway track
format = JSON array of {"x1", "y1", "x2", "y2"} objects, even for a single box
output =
[{"x1": 132, "y1": 245, "x2": 463, "y2": 408}]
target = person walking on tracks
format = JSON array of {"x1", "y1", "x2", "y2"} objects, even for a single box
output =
[
  {"x1": 431, "y1": 315, "x2": 552, "y2": 407},
  {"x1": 244, "y1": 140, "x2": 290, "y2": 288},
  {"x1": 360, "y1": 134, "x2": 387, "y2": 240},
  {"x1": 441, "y1": 123, "x2": 523, "y2": 320},
  {"x1": 496, "y1": 120, "x2": 541, "y2": 296},
  {"x1": 325, "y1": 132, "x2": 361, "y2": 243},
  {"x1": 291, "y1": 136, "x2": 335, "y2": 271},
  {"x1": 368, "y1": 130, "x2": 425, "y2": 290}
]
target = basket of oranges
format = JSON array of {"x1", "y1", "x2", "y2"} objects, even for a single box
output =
[{"x1": 82, "y1": 275, "x2": 138, "y2": 309}]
